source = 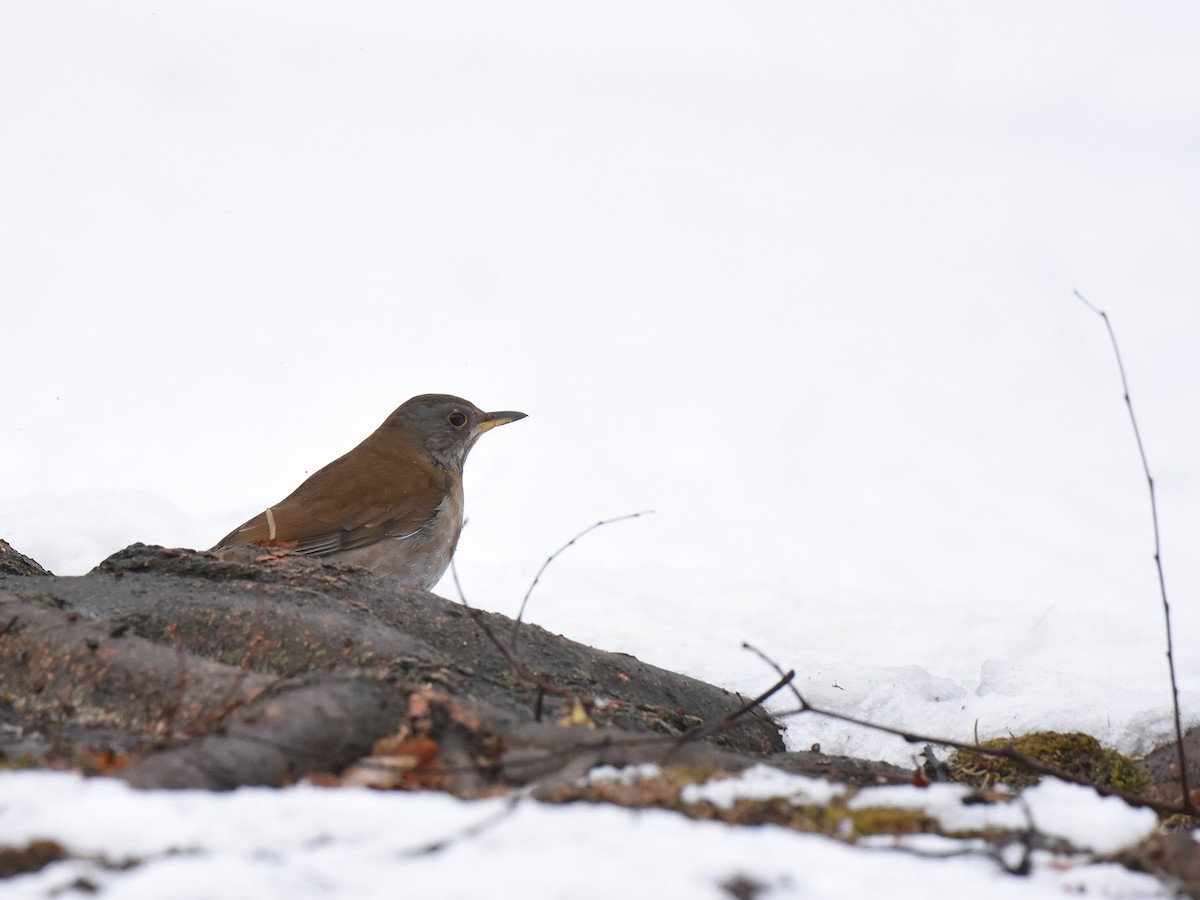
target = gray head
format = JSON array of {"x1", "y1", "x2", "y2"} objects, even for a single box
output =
[{"x1": 383, "y1": 394, "x2": 527, "y2": 470}]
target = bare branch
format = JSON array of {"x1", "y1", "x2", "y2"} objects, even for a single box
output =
[
  {"x1": 450, "y1": 548, "x2": 582, "y2": 719},
  {"x1": 744, "y1": 641, "x2": 1193, "y2": 817},
  {"x1": 1075, "y1": 290, "x2": 1194, "y2": 815},
  {"x1": 398, "y1": 793, "x2": 525, "y2": 857},
  {"x1": 512, "y1": 511, "x2": 654, "y2": 652},
  {"x1": 669, "y1": 667, "x2": 796, "y2": 750}
]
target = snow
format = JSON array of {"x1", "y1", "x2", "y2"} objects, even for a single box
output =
[
  {"x1": 849, "y1": 779, "x2": 1159, "y2": 856},
  {"x1": 0, "y1": 771, "x2": 1170, "y2": 900},
  {"x1": 679, "y1": 764, "x2": 845, "y2": 808},
  {"x1": 2, "y1": 1, "x2": 1199, "y2": 896}
]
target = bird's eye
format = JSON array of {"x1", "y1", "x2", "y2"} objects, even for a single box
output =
[{"x1": 448, "y1": 410, "x2": 468, "y2": 428}]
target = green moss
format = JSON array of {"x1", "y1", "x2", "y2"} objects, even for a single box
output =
[
  {"x1": 949, "y1": 731, "x2": 1145, "y2": 792},
  {"x1": 848, "y1": 806, "x2": 939, "y2": 836},
  {"x1": 680, "y1": 797, "x2": 847, "y2": 833},
  {"x1": 675, "y1": 796, "x2": 938, "y2": 839}
]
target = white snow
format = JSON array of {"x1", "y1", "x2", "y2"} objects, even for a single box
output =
[
  {"x1": 2, "y1": 0, "x2": 1199, "y2": 896},
  {"x1": 679, "y1": 763, "x2": 845, "y2": 809},
  {"x1": 0, "y1": 771, "x2": 1171, "y2": 900},
  {"x1": 850, "y1": 779, "x2": 1159, "y2": 856},
  {"x1": 587, "y1": 762, "x2": 665, "y2": 786}
]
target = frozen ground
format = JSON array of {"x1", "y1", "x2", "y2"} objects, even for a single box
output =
[{"x1": 2, "y1": 2, "x2": 1199, "y2": 896}]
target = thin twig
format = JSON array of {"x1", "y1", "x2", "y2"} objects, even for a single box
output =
[
  {"x1": 457, "y1": 511, "x2": 779, "y2": 737},
  {"x1": 469, "y1": 602, "x2": 579, "y2": 706},
  {"x1": 771, "y1": 691, "x2": 1194, "y2": 815},
  {"x1": 450, "y1": 556, "x2": 468, "y2": 607},
  {"x1": 1075, "y1": 290, "x2": 1194, "y2": 814},
  {"x1": 398, "y1": 792, "x2": 525, "y2": 857},
  {"x1": 450, "y1": 546, "x2": 581, "y2": 718},
  {"x1": 669, "y1": 668, "x2": 796, "y2": 749},
  {"x1": 511, "y1": 511, "x2": 654, "y2": 652},
  {"x1": 744, "y1": 642, "x2": 1193, "y2": 817},
  {"x1": 743, "y1": 642, "x2": 805, "y2": 706}
]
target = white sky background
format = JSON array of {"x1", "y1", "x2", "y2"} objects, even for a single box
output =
[{"x1": 3, "y1": 3, "x2": 1200, "y2": 758}]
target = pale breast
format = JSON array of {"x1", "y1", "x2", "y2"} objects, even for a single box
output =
[{"x1": 331, "y1": 480, "x2": 465, "y2": 590}]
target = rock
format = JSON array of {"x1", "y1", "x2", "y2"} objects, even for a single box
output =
[
  {"x1": 0, "y1": 544, "x2": 785, "y2": 790},
  {"x1": 0, "y1": 539, "x2": 50, "y2": 576}
]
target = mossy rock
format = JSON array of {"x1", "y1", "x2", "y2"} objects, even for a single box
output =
[{"x1": 949, "y1": 731, "x2": 1145, "y2": 793}]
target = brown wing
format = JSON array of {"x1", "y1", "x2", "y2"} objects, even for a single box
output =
[{"x1": 212, "y1": 437, "x2": 452, "y2": 557}]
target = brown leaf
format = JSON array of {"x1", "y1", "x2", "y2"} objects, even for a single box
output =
[
  {"x1": 0, "y1": 841, "x2": 67, "y2": 878},
  {"x1": 77, "y1": 747, "x2": 133, "y2": 776}
]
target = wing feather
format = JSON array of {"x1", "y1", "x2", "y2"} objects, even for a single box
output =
[{"x1": 212, "y1": 436, "x2": 452, "y2": 557}]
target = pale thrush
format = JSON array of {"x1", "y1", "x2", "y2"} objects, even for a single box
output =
[{"x1": 212, "y1": 394, "x2": 525, "y2": 588}]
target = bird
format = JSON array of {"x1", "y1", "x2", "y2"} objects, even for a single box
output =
[{"x1": 212, "y1": 394, "x2": 526, "y2": 589}]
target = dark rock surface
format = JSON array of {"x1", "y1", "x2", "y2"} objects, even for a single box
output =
[
  {"x1": 0, "y1": 542, "x2": 785, "y2": 789},
  {"x1": 0, "y1": 539, "x2": 51, "y2": 576}
]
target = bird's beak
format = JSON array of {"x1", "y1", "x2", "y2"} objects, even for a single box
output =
[{"x1": 476, "y1": 410, "x2": 528, "y2": 433}]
